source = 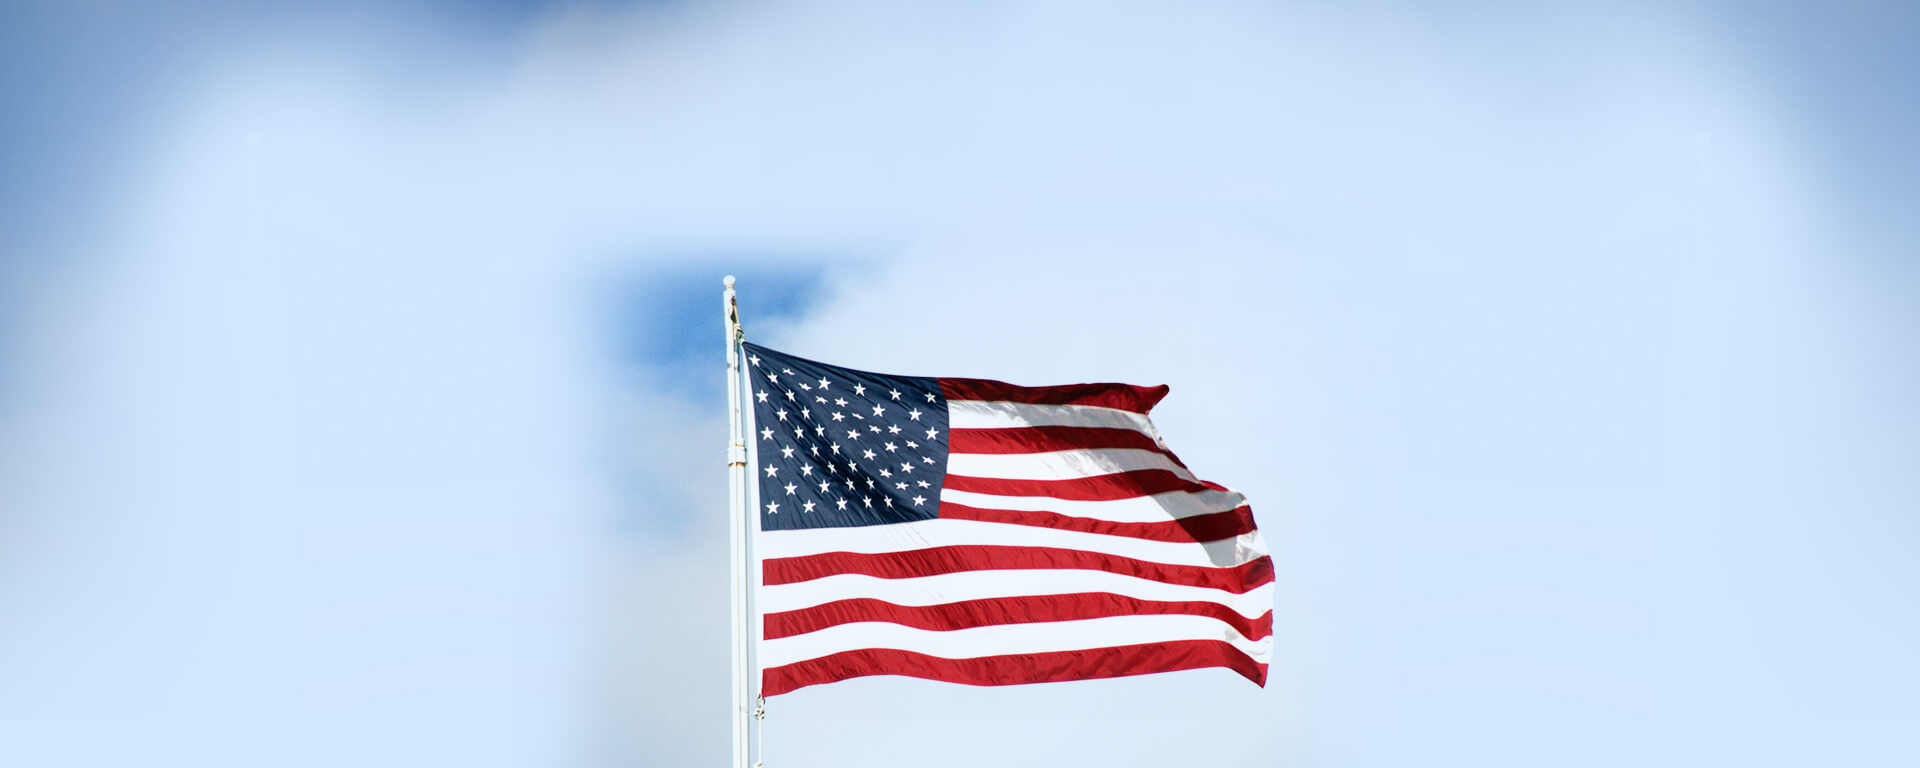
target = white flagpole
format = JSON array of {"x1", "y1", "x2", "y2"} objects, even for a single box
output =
[{"x1": 723, "y1": 276, "x2": 753, "y2": 768}]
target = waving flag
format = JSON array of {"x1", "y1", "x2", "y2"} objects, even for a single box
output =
[{"x1": 743, "y1": 342, "x2": 1271, "y2": 696}]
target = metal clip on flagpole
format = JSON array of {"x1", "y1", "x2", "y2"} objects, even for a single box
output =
[{"x1": 724, "y1": 275, "x2": 761, "y2": 768}]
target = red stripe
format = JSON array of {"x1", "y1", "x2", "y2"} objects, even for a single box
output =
[
  {"x1": 765, "y1": 593, "x2": 1273, "y2": 640},
  {"x1": 762, "y1": 640, "x2": 1267, "y2": 696},
  {"x1": 948, "y1": 425, "x2": 1167, "y2": 455},
  {"x1": 763, "y1": 546, "x2": 1274, "y2": 593},
  {"x1": 940, "y1": 378, "x2": 1169, "y2": 413},
  {"x1": 938, "y1": 502, "x2": 1258, "y2": 543},
  {"x1": 943, "y1": 468, "x2": 1210, "y2": 501}
]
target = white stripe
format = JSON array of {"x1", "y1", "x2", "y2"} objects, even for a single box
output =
[
  {"x1": 939, "y1": 487, "x2": 1247, "y2": 524},
  {"x1": 946, "y1": 447, "x2": 1194, "y2": 482},
  {"x1": 758, "y1": 569, "x2": 1273, "y2": 619},
  {"x1": 760, "y1": 613, "x2": 1272, "y2": 668},
  {"x1": 948, "y1": 400, "x2": 1160, "y2": 435},
  {"x1": 757, "y1": 517, "x2": 1265, "y2": 568}
]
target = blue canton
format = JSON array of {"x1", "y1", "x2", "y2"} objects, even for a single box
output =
[{"x1": 742, "y1": 343, "x2": 950, "y2": 531}]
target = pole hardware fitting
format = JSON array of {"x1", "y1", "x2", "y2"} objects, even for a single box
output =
[
  {"x1": 753, "y1": 697, "x2": 766, "y2": 720},
  {"x1": 728, "y1": 443, "x2": 748, "y2": 465}
]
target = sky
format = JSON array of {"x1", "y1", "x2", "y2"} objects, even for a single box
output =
[{"x1": 2, "y1": 1, "x2": 1917, "y2": 766}]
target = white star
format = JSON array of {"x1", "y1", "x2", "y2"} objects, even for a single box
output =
[
  {"x1": 846, "y1": 429, "x2": 861, "y2": 440},
  {"x1": 748, "y1": 354, "x2": 760, "y2": 367},
  {"x1": 763, "y1": 465, "x2": 778, "y2": 477},
  {"x1": 863, "y1": 497, "x2": 873, "y2": 508},
  {"x1": 815, "y1": 396, "x2": 827, "y2": 404},
  {"x1": 834, "y1": 398, "x2": 848, "y2": 407},
  {"x1": 896, "y1": 482, "x2": 908, "y2": 490},
  {"x1": 830, "y1": 443, "x2": 841, "y2": 454},
  {"x1": 899, "y1": 463, "x2": 913, "y2": 473},
  {"x1": 868, "y1": 425, "x2": 881, "y2": 433},
  {"x1": 852, "y1": 383, "x2": 866, "y2": 396},
  {"x1": 832, "y1": 412, "x2": 845, "y2": 421},
  {"x1": 765, "y1": 372, "x2": 778, "y2": 383},
  {"x1": 863, "y1": 449, "x2": 877, "y2": 460},
  {"x1": 888, "y1": 425, "x2": 902, "y2": 435},
  {"x1": 835, "y1": 498, "x2": 848, "y2": 510},
  {"x1": 800, "y1": 408, "x2": 810, "y2": 419},
  {"x1": 889, "y1": 389, "x2": 901, "y2": 400},
  {"x1": 799, "y1": 382, "x2": 811, "y2": 391},
  {"x1": 922, "y1": 456, "x2": 935, "y2": 464},
  {"x1": 800, "y1": 465, "x2": 813, "y2": 476},
  {"x1": 883, "y1": 497, "x2": 893, "y2": 507},
  {"x1": 781, "y1": 446, "x2": 795, "y2": 458},
  {"x1": 765, "y1": 501, "x2": 779, "y2": 514},
  {"x1": 818, "y1": 377, "x2": 830, "y2": 389},
  {"x1": 756, "y1": 391, "x2": 769, "y2": 403},
  {"x1": 784, "y1": 390, "x2": 796, "y2": 400},
  {"x1": 793, "y1": 428, "x2": 804, "y2": 439},
  {"x1": 802, "y1": 500, "x2": 816, "y2": 513},
  {"x1": 866, "y1": 477, "x2": 877, "y2": 489},
  {"x1": 911, "y1": 495, "x2": 926, "y2": 506},
  {"x1": 760, "y1": 427, "x2": 774, "y2": 440},
  {"x1": 775, "y1": 409, "x2": 788, "y2": 422},
  {"x1": 815, "y1": 425, "x2": 826, "y2": 435},
  {"x1": 906, "y1": 440, "x2": 918, "y2": 449},
  {"x1": 907, "y1": 408, "x2": 921, "y2": 421},
  {"x1": 884, "y1": 442, "x2": 898, "y2": 453},
  {"x1": 879, "y1": 468, "x2": 892, "y2": 478},
  {"x1": 925, "y1": 427, "x2": 939, "y2": 440},
  {"x1": 925, "y1": 392, "x2": 937, "y2": 403},
  {"x1": 781, "y1": 367, "x2": 793, "y2": 375},
  {"x1": 784, "y1": 483, "x2": 797, "y2": 495},
  {"x1": 916, "y1": 480, "x2": 930, "y2": 488},
  {"x1": 818, "y1": 480, "x2": 830, "y2": 493},
  {"x1": 871, "y1": 405, "x2": 886, "y2": 417}
]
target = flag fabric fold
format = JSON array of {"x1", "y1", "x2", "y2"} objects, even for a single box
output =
[{"x1": 743, "y1": 342, "x2": 1271, "y2": 696}]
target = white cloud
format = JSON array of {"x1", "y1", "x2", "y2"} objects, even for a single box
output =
[{"x1": 6, "y1": 1, "x2": 1913, "y2": 767}]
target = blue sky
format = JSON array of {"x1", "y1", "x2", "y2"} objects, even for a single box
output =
[{"x1": 2, "y1": 2, "x2": 1916, "y2": 766}]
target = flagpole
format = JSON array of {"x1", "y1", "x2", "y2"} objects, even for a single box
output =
[{"x1": 724, "y1": 275, "x2": 753, "y2": 768}]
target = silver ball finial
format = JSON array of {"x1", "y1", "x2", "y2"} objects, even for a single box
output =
[{"x1": 723, "y1": 275, "x2": 736, "y2": 288}]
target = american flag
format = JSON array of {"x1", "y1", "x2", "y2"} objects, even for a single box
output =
[{"x1": 743, "y1": 342, "x2": 1271, "y2": 695}]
